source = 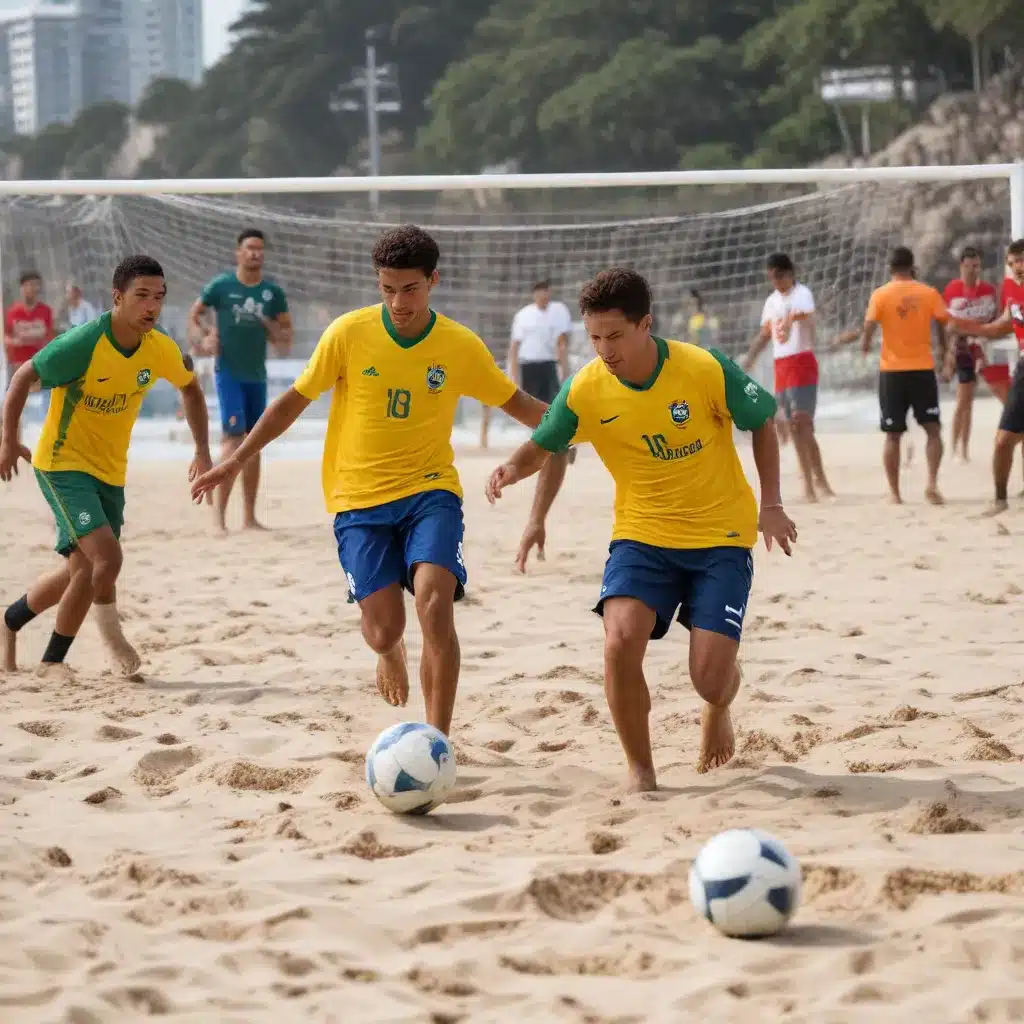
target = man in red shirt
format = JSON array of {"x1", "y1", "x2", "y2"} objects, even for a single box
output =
[
  {"x1": 959, "y1": 239, "x2": 1024, "y2": 514},
  {"x1": 943, "y1": 248, "x2": 1000, "y2": 460},
  {"x1": 4, "y1": 271, "x2": 54, "y2": 387}
]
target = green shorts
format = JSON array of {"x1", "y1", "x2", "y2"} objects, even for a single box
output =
[{"x1": 34, "y1": 469, "x2": 125, "y2": 556}]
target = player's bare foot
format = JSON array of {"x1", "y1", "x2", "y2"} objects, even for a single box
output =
[
  {"x1": 376, "y1": 640, "x2": 409, "y2": 707},
  {"x1": 626, "y1": 765, "x2": 658, "y2": 793},
  {"x1": 803, "y1": 489, "x2": 819, "y2": 504},
  {"x1": 924, "y1": 487, "x2": 944, "y2": 505},
  {"x1": 105, "y1": 640, "x2": 142, "y2": 677},
  {"x1": 33, "y1": 662, "x2": 74, "y2": 683},
  {"x1": 2, "y1": 623, "x2": 17, "y2": 673},
  {"x1": 816, "y1": 481, "x2": 836, "y2": 498},
  {"x1": 697, "y1": 703, "x2": 735, "y2": 774},
  {"x1": 243, "y1": 519, "x2": 269, "y2": 531},
  {"x1": 981, "y1": 499, "x2": 1009, "y2": 517},
  {"x1": 888, "y1": 492, "x2": 903, "y2": 505}
]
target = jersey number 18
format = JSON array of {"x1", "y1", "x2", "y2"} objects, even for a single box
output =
[{"x1": 386, "y1": 388, "x2": 411, "y2": 419}]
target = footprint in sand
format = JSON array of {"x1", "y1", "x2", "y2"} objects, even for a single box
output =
[
  {"x1": 96, "y1": 724, "x2": 142, "y2": 742},
  {"x1": 18, "y1": 720, "x2": 61, "y2": 738},
  {"x1": 132, "y1": 747, "x2": 203, "y2": 788},
  {"x1": 212, "y1": 761, "x2": 318, "y2": 793}
]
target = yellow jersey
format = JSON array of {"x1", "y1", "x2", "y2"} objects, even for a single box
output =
[
  {"x1": 531, "y1": 338, "x2": 776, "y2": 549},
  {"x1": 293, "y1": 304, "x2": 517, "y2": 513},
  {"x1": 32, "y1": 313, "x2": 195, "y2": 487}
]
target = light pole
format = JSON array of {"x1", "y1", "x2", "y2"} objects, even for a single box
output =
[{"x1": 330, "y1": 26, "x2": 401, "y2": 215}]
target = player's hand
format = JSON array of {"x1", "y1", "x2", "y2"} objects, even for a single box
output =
[
  {"x1": 203, "y1": 327, "x2": 219, "y2": 356},
  {"x1": 188, "y1": 446, "x2": 215, "y2": 505},
  {"x1": 759, "y1": 504, "x2": 797, "y2": 556},
  {"x1": 485, "y1": 463, "x2": 519, "y2": 504},
  {"x1": 515, "y1": 518, "x2": 546, "y2": 573},
  {"x1": 0, "y1": 439, "x2": 32, "y2": 482},
  {"x1": 191, "y1": 456, "x2": 239, "y2": 505}
]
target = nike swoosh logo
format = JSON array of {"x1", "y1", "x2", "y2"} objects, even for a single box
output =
[
  {"x1": 97, "y1": 377, "x2": 110, "y2": 382},
  {"x1": 600, "y1": 416, "x2": 619, "y2": 424}
]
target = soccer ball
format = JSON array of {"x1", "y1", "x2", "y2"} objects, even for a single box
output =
[
  {"x1": 689, "y1": 828, "x2": 801, "y2": 937},
  {"x1": 365, "y1": 722, "x2": 456, "y2": 815}
]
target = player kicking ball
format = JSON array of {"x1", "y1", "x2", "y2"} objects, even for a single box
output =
[
  {"x1": 486, "y1": 269, "x2": 796, "y2": 791},
  {"x1": 0, "y1": 256, "x2": 211, "y2": 677},
  {"x1": 190, "y1": 226, "x2": 547, "y2": 737}
]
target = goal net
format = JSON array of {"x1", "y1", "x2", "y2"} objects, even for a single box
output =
[{"x1": 0, "y1": 175, "x2": 1016, "y2": 429}]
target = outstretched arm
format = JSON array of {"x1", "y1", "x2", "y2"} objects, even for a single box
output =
[
  {"x1": 742, "y1": 324, "x2": 771, "y2": 371},
  {"x1": 952, "y1": 308, "x2": 1012, "y2": 339},
  {"x1": 485, "y1": 441, "x2": 551, "y2": 504},
  {"x1": 860, "y1": 320, "x2": 879, "y2": 355},
  {"x1": 180, "y1": 376, "x2": 213, "y2": 493},
  {"x1": 500, "y1": 388, "x2": 547, "y2": 428},
  {"x1": 0, "y1": 361, "x2": 36, "y2": 480},
  {"x1": 191, "y1": 387, "x2": 311, "y2": 503}
]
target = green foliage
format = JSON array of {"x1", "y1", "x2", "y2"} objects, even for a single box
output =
[{"x1": 4, "y1": 0, "x2": 995, "y2": 179}]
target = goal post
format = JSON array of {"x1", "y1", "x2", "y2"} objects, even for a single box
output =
[{"x1": 1, "y1": 162, "x2": 1022, "y2": 415}]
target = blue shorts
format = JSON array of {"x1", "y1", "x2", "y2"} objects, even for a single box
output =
[
  {"x1": 215, "y1": 370, "x2": 267, "y2": 436},
  {"x1": 594, "y1": 541, "x2": 753, "y2": 642},
  {"x1": 334, "y1": 489, "x2": 467, "y2": 603}
]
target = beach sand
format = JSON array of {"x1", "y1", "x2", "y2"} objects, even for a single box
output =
[{"x1": 2, "y1": 399, "x2": 1023, "y2": 1023}]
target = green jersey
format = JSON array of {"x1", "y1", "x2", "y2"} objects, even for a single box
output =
[{"x1": 200, "y1": 273, "x2": 288, "y2": 382}]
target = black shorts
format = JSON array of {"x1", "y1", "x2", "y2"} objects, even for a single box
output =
[
  {"x1": 878, "y1": 369, "x2": 940, "y2": 433},
  {"x1": 998, "y1": 360, "x2": 1024, "y2": 435},
  {"x1": 520, "y1": 361, "x2": 561, "y2": 404},
  {"x1": 955, "y1": 348, "x2": 977, "y2": 385}
]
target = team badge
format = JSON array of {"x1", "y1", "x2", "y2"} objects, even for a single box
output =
[
  {"x1": 426, "y1": 363, "x2": 447, "y2": 393},
  {"x1": 744, "y1": 381, "x2": 759, "y2": 399},
  {"x1": 669, "y1": 400, "x2": 690, "y2": 427},
  {"x1": 262, "y1": 289, "x2": 273, "y2": 302},
  {"x1": 136, "y1": 368, "x2": 152, "y2": 387}
]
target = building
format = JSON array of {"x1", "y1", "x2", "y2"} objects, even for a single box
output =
[
  {"x1": 0, "y1": 0, "x2": 202, "y2": 136},
  {"x1": 3, "y1": 3, "x2": 81, "y2": 135},
  {"x1": 128, "y1": 0, "x2": 202, "y2": 106}
]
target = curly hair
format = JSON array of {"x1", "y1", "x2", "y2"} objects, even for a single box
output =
[
  {"x1": 371, "y1": 225, "x2": 440, "y2": 276},
  {"x1": 578, "y1": 268, "x2": 651, "y2": 323}
]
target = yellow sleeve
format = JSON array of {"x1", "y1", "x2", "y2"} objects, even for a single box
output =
[
  {"x1": 157, "y1": 334, "x2": 195, "y2": 389},
  {"x1": 294, "y1": 318, "x2": 348, "y2": 400},
  {"x1": 458, "y1": 331, "x2": 517, "y2": 407}
]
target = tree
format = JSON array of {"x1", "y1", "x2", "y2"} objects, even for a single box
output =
[
  {"x1": 136, "y1": 78, "x2": 196, "y2": 125},
  {"x1": 921, "y1": 0, "x2": 1024, "y2": 92}
]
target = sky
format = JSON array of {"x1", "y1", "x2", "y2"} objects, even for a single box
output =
[{"x1": 204, "y1": 0, "x2": 250, "y2": 67}]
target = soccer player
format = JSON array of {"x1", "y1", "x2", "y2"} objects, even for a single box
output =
[
  {"x1": 190, "y1": 226, "x2": 547, "y2": 737},
  {"x1": 943, "y1": 247, "x2": 999, "y2": 460},
  {"x1": 0, "y1": 256, "x2": 211, "y2": 676},
  {"x1": 485, "y1": 268, "x2": 796, "y2": 790},
  {"x1": 835, "y1": 246, "x2": 951, "y2": 504},
  {"x1": 4, "y1": 271, "x2": 55, "y2": 404},
  {"x1": 953, "y1": 238, "x2": 1024, "y2": 515},
  {"x1": 190, "y1": 228, "x2": 292, "y2": 533},
  {"x1": 743, "y1": 253, "x2": 833, "y2": 502}
]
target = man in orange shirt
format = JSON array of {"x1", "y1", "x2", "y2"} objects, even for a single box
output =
[{"x1": 839, "y1": 247, "x2": 951, "y2": 504}]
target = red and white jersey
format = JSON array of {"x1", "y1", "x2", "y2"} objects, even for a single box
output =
[
  {"x1": 1001, "y1": 278, "x2": 1024, "y2": 352},
  {"x1": 943, "y1": 279, "x2": 998, "y2": 324},
  {"x1": 761, "y1": 283, "x2": 815, "y2": 360}
]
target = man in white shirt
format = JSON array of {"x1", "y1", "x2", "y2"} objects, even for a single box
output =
[
  {"x1": 506, "y1": 281, "x2": 574, "y2": 570},
  {"x1": 64, "y1": 283, "x2": 98, "y2": 328},
  {"x1": 743, "y1": 253, "x2": 833, "y2": 503}
]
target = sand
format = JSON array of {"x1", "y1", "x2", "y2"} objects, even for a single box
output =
[{"x1": 2, "y1": 399, "x2": 1024, "y2": 1023}]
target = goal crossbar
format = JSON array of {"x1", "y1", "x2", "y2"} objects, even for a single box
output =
[{"x1": 0, "y1": 163, "x2": 1020, "y2": 197}]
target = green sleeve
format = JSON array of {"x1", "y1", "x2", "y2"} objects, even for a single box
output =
[
  {"x1": 31, "y1": 323, "x2": 102, "y2": 389},
  {"x1": 709, "y1": 348, "x2": 777, "y2": 431},
  {"x1": 273, "y1": 283, "x2": 289, "y2": 315},
  {"x1": 530, "y1": 377, "x2": 580, "y2": 453},
  {"x1": 199, "y1": 275, "x2": 222, "y2": 308}
]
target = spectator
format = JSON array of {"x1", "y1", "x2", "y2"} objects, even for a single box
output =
[
  {"x1": 65, "y1": 282, "x2": 99, "y2": 328},
  {"x1": 4, "y1": 271, "x2": 54, "y2": 395}
]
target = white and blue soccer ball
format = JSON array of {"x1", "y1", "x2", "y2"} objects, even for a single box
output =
[
  {"x1": 365, "y1": 722, "x2": 456, "y2": 815},
  {"x1": 689, "y1": 828, "x2": 801, "y2": 937}
]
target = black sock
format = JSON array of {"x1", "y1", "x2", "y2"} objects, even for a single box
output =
[
  {"x1": 41, "y1": 632, "x2": 74, "y2": 664},
  {"x1": 4, "y1": 595, "x2": 37, "y2": 633}
]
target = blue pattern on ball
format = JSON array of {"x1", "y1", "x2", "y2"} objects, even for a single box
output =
[
  {"x1": 703, "y1": 876, "x2": 750, "y2": 909},
  {"x1": 376, "y1": 722, "x2": 422, "y2": 752},
  {"x1": 759, "y1": 839, "x2": 789, "y2": 869},
  {"x1": 392, "y1": 768, "x2": 431, "y2": 793},
  {"x1": 429, "y1": 737, "x2": 448, "y2": 766},
  {"x1": 767, "y1": 886, "x2": 793, "y2": 916}
]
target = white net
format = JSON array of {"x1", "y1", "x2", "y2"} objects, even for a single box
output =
[{"x1": 0, "y1": 178, "x2": 1014, "y2": 421}]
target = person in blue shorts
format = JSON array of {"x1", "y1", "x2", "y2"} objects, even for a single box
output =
[
  {"x1": 190, "y1": 228, "x2": 292, "y2": 532},
  {"x1": 486, "y1": 268, "x2": 797, "y2": 791}
]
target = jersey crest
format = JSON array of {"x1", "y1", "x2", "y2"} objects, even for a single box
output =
[
  {"x1": 668, "y1": 400, "x2": 690, "y2": 427},
  {"x1": 136, "y1": 368, "x2": 151, "y2": 388},
  {"x1": 426, "y1": 363, "x2": 447, "y2": 394}
]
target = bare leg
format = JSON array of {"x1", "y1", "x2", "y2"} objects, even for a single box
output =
[
  {"x1": 600, "y1": 597, "x2": 657, "y2": 792},
  {"x1": 412, "y1": 563, "x2": 460, "y2": 736},
  {"x1": 789, "y1": 416, "x2": 818, "y2": 502},
  {"x1": 808, "y1": 433, "x2": 834, "y2": 496},
  {"x1": 883, "y1": 433, "x2": 903, "y2": 503},
  {"x1": 2, "y1": 563, "x2": 72, "y2": 671},
  {"x1": 923, "y1": 422, "x2": 944, "y2": 504},
  {"x1": 690, "y1": 628, "x2": 742, "y2": 773},
  {"x1": 215, "y1": 434, "x2": 244, "y2": 533},
  {"x1": 952, "y1": 380, "x2": 975, "y2": 459},
  {"x1": 479, "y1": 404, "x2": 490, "y2": 450},
  {"x1": 982, "y1": 429, "x2": 1022, "y2": 516},
  {"x1": 241, "y1": 451, "x2": 265, "y2": 530},
  {"x1": 358, "y1": 583, "x2": 409, "y2": 706}
]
